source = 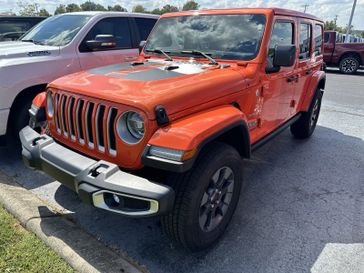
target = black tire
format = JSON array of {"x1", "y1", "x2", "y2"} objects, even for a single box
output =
[
  {"x1": 8, "y1": 97, "x2": 32, "y2": 144},
  {"x1": 161, "y1": 142, "x2": 243, "y2": 251},
  {"x1": 339, "y1": 55, "x2": 360, "y2": 74},
  {"x1": 290, "y1": 89, "x2": 323, "y2": 139}
]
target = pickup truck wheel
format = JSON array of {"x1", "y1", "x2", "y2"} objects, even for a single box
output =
[
  {"x1": 8, "y1": 98, "x2": 32, "y2": 143},
  {"x1": 290, "y1": 90, "x2": 322, "y2": 139},
  {"x1": 339, "y1": 56, "x2": 359, "y2": 74},
  {"x1": 161, "y1": 142, "x2": 243, "y2": 251}
]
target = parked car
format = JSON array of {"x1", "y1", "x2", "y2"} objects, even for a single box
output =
[
  {"x1": 324, "y1": 30, "x2": 364, "y2": 74},
  {"x1": 21, "y1": 8, "x2": 325, "y2": 250},
  {"x1": 0, "y1": 12, "x2": 158, "y2": 141},
  {"x1": 0, "y1": 16, "x2": 45, "y2": 42}
]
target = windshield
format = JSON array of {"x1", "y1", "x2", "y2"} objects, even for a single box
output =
[
  {"x1": 21, "y1": 15, "x2": 92, "y2": 46},
  {"x1": 145, "y1": 14, "x2": 266, "y2": 61}
]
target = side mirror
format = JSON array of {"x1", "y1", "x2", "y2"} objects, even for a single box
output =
[
  {"x1": 139, "y1": 40, "x2": 146, "y2": 54},
  {"x1": 86, "y1": 34, "x2": 116, "y2": 51},
  {"x1": 273, "y1": 45, "x2": 296, "y2": 67}
]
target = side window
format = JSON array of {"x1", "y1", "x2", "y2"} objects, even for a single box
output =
[
  {"x1": 314, "y1": 25, "x2": 323, "y2": 55},
  {"x1": 324, "y1": 32, "x2": 330, "y2": 43},
  {"x1": 80, "y1": 17, "x2": 132, "y2": 52},
  {"x1": 135, "y1": 18, "x2": 156, "y2": 41},
  {"x1": 299, "y1": 23, "x2": 312, "y2": 59},
  {"x1": 267, "y1": 21, "x2": 294, "y2": 67},
  {"x1": 0, "y1": 20, "x2": 31, "y2": 35}
]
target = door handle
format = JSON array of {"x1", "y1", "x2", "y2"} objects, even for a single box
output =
[
  {"x1": 287, "y1": 75, "x2": 299, "y2": 82},
  {"x1": 305, "y1": 69, "x2": 313, "y2": 75}
]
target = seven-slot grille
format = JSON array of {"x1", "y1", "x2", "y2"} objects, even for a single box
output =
[{"x1": 52, "y1": 92, "x2": 118, "y2": 156}]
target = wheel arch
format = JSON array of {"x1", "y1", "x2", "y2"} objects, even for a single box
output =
[
  {"x1": 6, "y1": 83, "x2": 48, "y2": 134},
  {"x1": 339, "y1": 52, "x2": 362, "y2": 65}
]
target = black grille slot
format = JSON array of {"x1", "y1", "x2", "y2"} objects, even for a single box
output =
[
  {"x1": 85, "y1": 102, "x2": 95, "y2": 147},
  {"x1": 60, "y1": 95, "x2": 67, "y2": 136},
  {"x1": 55, "y1": 93, "x2": 60, "y2": 132},
  {"x1": 96, "y1": 105, "x2": 106, "y2": 150},
  {"x1": 68, "y1": 97, "x2": 76, "y2": 139},
  {"x1": 76, "y1": 99, "x2": 85, "y2": 143},
  {"x1": 107, "y1": 108, "x2": 117, "y2": 154}
]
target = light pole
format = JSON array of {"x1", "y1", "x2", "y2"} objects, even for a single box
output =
[{"x1": 345, "y1": 0, "x2": 357, "y2": 43}]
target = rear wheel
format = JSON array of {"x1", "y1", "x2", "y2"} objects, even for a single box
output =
[
  {"x1": 161, "y1": 142, "x2": 243, "y2": 251},
  {"x1": 339, "y1": 55, "x2": 360, "y2": 74},
  {"x1": 290, "y1": 89, "x2": 322, "y2": 139}
]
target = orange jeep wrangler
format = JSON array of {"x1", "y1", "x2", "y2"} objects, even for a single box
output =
[{"x1": 20, "y1": 8, "x2": 325, "y2": 250}]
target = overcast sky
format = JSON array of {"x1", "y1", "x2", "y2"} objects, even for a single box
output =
[{"x1": 1, "y1": 0, "x2": 364, "y2": 29}]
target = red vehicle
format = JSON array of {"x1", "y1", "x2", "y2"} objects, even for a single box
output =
[
  {"x1": 21, "y1": 8, "x2": 325, "y2": 250},
  {"x1": 324, "y1": 30, "x2": 364, "y2": 74}
]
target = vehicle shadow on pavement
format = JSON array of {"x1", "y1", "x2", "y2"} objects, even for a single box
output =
[{"x1": 1, "y1": 125, "x2": 363, "y2": 273}]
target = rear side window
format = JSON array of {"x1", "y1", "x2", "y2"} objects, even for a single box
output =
[
  {"x1": 299, "y1": 23, "x2": 311, "y2": 59},
  {"x1": 135, "y1": 18, "x2": 156, "y2": 41},
  {"x1": 314, "y1": 25, "x2": 323, "y2": 55},
  {"x1": 80, "y1": 17, "x2": 132, "y2": 52},
  {"x1": 324, "y1": 32, "x2": 330, "y2": 43},
  {"x1": 267, "y1": 21, "x2": 294, "y2": 66},
  {"x1": 0, "y1": 20, "x2": 31, "y2": 35}
]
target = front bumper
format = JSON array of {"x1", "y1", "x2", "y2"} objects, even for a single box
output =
[{"x1": 20, "y1": 126, "x2": 174, "y2": 217}]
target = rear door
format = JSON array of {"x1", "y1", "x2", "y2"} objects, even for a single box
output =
[{"x1": 77, "y1": 17, "x2": 138, "y2": 70}]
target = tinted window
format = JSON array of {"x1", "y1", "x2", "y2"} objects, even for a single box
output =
[
  {"x1": 324, "y1": 32, "x2": 330, "y2": 43},
  {"x1": 299, "y1": 23, "x2": 311, "y2": 59},
  {"x1": 267, "y1": 21, "x2": 294, "y2": 66},
  {"x1": 0, "y1": 20, "x2": 31, "y2": 35},
  {"x1": 80, "y1": 17, "x2": 132, "y2": 52},
  {"x1": 314, "y1": 25, "x2": 323, "y2": 55},
  {"x1": 145, "y1": 14, "x2": 266, "y2": 61},
  {"x1": 135, "y1": 18, "x2": 156, "y2": 41},
  {"x1": 22, "y1": 15, "x2": 92, "y2": 46}
]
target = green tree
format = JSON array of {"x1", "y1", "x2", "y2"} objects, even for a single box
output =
[
  {"x1": 17, "y1": 2, "x2": 39, "y2": 16},
  {"x1": 160, "y1": 4, "x2": 179, "y2": 14},
  {"x1": 66, "y1": 3, "x2": 81, "y2": 13},
  {"x1": 132, "y1": 5, "x2": 146, "y2": 13},
  {"x1": 361, "y1": 31, "x2": 364, "y2": 38},
  {"x1": 38, "y1": 8, "x2": 50, "y2": 17},
  {"x1": 54, "y1": 4, "x2": 66, "y2": 15},
  {"x1": 324, "y1": 20, "x2": 335, "y2": 31},
  {"x1": 108, "y1": 5, "x2": 127, "y2": 12},
  {"x1": 151, "y1": 8, "x2": 162, "y2": 15},
  {"x1": 80, "y1": 1, "x2": 106, "y2": 11},
  {"x1": 182, "y1": 1, "x2": 199, "y2": 11}
]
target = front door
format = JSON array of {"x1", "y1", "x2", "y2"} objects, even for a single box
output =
[{"x1": 260, "y1": 18, "x2": 298, "y2": 136}]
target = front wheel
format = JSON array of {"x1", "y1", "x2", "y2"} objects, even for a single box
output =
[{"x1": 161, "y1": 142, "x2": 243, "y2": 251}]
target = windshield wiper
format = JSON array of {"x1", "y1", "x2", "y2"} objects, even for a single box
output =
[
  {"x1": 21, "y1": 39, "x2": 44, "y2": 45},
  {"x1": 181, "y1": 50, "x2": 219, "y2": 65},
  {"x1": 145, "y1": 48, "x2": 173, "y2": 61}
]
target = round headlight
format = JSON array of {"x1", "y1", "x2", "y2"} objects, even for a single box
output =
[
  {"x1": 46, "y1": 92, "x2": 54, "y2": 118},
  {"x1": 117, "y1": 111, "x2": 145, "y2": 144}
]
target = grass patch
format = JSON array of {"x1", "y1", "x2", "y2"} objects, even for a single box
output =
[{"x1": 0, "y1": 205, "x2": 76, "y2": 273}]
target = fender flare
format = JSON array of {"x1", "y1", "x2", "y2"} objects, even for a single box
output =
[
  {"x1": 143, "y1": 105, "x2": 251, "y2": 172},
  {"x1": 300, "y1": 71, "x2": 326, "y2": 112}
]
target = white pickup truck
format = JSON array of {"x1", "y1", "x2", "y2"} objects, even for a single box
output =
[{"x1": 0, "y1": 12, "x2": 158, "y2": 140}]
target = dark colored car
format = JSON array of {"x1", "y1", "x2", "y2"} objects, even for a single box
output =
[
  {"x1": 0, "y1": 16, "x2": 46, "y2": 41},
  {"x1": 324, "y1": 31, "x2": 364, "y2": 74}
]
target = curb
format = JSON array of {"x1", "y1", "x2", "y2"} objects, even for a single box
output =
[{"x1": 0, "y1": 171, "x2": 146, "y2": 273}]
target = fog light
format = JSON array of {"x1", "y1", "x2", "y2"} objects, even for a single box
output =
[{"x1": 112, "y1": 194, "x2": 120, "y2": 204}]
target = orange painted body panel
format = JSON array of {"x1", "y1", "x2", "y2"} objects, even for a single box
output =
[
  {"x1": 39, "y1": 8, "x2": 325, "y2": 170},
  {"x1": 32, "y1": 92, "x2": 46, "y2": 108},
  {"x1": 149, "y1": 106, "x2": 247, "y2": 151}
]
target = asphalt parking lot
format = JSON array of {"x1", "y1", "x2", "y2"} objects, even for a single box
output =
[{"x1": 0, "y1": 69, "x2": 363, "y2": 273}]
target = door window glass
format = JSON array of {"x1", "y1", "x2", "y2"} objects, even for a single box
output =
[
  {"x1": 299, "y1": 23, "x2": 311, "y2": 59},
  {"x1": 80, "y1": 17, "x2": 132, "y2": 52},
  {"x1": 267, "y1": 21, "x2": 294, "y2": 67}
]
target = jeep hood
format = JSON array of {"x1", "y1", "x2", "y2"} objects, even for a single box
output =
[
  {"x1": 0, "y1": 41, "x2": 60, "y2": 61},
  {"x1": 49, "y1": 59, "x2": 248, "y2": 120}
]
